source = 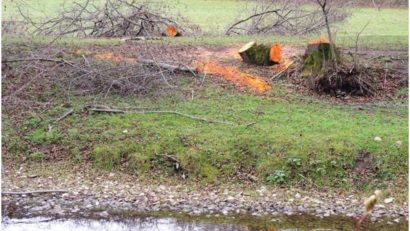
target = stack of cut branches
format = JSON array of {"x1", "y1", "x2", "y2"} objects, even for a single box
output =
[
  {"x1": 226, "y1": 0, "x2": 352, "y2": 36},
  {"x1": 17, "y1": 0, "x2": 196, "y2": 38},
  {"x1": 2, "y1": 43, "x2": 198, "y2": 113}
]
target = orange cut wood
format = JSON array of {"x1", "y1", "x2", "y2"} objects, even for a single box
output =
[
  {"x1": 308, "y1": 35, "x2": 329, "y2": 45},
  {"x1": 269, "y1": 43, "x2": 282, "y2": 63},
  {"x1": 166, "y1": 25, "x2": 178, "y2": 37}
]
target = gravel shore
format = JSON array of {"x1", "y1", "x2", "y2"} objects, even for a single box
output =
[{"x1": 2, "y1": 162, "x2": 408, "y2": 224}]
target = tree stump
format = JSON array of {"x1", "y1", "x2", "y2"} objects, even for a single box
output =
[
  {"x1": 303, "y1": 36, "x2": 338, "y2": 75},
  {"x1": 239, "y1": 41, "x2": 274, "y2": 66},
  {"x1": 165, "y1": 25, "x2": 181, "y2": 37},
  {"x1": 305, "y1": 43, "x2": 332, "y2": 59}
]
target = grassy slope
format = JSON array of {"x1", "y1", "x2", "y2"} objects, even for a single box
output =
[
  {"x1": 2, "y1": 0, "x2": 408, "y2": 48},
  {"x1": 4, "y1": 76, "x2": 408, "y2": 191}
]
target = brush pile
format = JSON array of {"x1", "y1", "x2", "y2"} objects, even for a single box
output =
[
  {"x1": 2, "y1": 43, "x2": 199, "y2": 114},
  {"x1": 18, "y1": 0, "x2": 196, "y2": 38}
]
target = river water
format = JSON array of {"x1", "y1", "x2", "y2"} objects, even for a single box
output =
[
  {"x1": 2, "y1": 215, "x2": 408, "y2": 231},
  {"x1": 3, "y1": 217, "x2": 252, "y2": 231}
]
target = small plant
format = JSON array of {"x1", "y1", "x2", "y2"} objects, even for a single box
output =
[
  {"x1": 287, "y1": 157, "x2": 302, "y2": 167},
  {"x1": 27, "y1": 128, "x2": 62, "y2": 144},
  {"x1": 28, "y1": 151, "x2": 45, "y2": 161},
  {"x1": 23, "y1": 117, "x2": 43, "y2": 130},
  {"x1": 266, "y1": 170, "x2": 287, "y2": 185}
]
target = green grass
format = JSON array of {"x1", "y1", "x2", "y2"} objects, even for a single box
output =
[
  {"x1": 2, "y1": 0, "x2": 408, "y2": 48},
  {"x1": 3, "y1": 77, "x2": 407, "y2": 189},
  {"x1": 338, "y1": 8, "x2": 408, "y2": 37},
  {"x1": 2, "y1": 33, "x2": 407, "y2": 50}
]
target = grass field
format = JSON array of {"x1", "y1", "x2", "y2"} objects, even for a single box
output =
[{"x1": 2, "y1": 0, "x2": 408, "y2": 48}]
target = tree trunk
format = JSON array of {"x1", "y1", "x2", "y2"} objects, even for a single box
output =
[{"x1": 239, "y1": 41, "x2": 279, "y2": 66}]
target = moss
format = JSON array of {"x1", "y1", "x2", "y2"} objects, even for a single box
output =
[
  {"x1": 27, "y1": 128, "x2": 62, "y2": 144},
  {"x1": 91, "y1": 142, "x2": 137, "y2": 170},
  {"x1": 245, "y1": 44, "x2": 272, "y2": 66},
  {"x1": 303, "y1": 44, "x2": 341, "y2": 75},
  {"x1": 197, "y1": 163, "x2": 219, "y2": 183}
]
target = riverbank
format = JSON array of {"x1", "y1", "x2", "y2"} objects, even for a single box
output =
[{"x1": 2, "y1": 161, "x2": 408, "y2": 227}]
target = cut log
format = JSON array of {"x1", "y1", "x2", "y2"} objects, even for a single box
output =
[
  {"x1": 269, "y1": 43, "x2": 282, "y2": 63},
  {"x1": 238, "y1": 41, "x2": 274, "y2": 66},
  {"x1": 165, "y1": 25, "x2": 181, "y2": 37}
]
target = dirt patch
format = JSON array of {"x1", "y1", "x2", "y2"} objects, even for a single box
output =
[{"x1": 351, "y1": 151, "x2": 378, "y2": 188}]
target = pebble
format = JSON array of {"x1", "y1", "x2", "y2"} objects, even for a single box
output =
[
  {"x1": 99, "y1": 211, "x2": 109, "y2": 218},
  {"x1": 295, "y1": 193, "x2": 301, "y2": 199},
  {"x1": 384, "y1": 197, "x2": 394, "y2": 204},
  {"x1": 374, "y1": 136, "x2": 382, "y2": 141}
]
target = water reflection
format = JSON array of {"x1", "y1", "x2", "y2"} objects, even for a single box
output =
[
  {"x1": 2, "y1": 217, "x2": 253, "y2": 231},
  {"x1": 1, "y1": 216, "x2": 408, "y2": 231}
]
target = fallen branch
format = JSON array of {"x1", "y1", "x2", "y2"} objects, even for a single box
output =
[
  {"x1": 270, "y1": 61, "x2": 295, "y2": 80},
  {"x1": 87, "y1": 106, "x2": 234, "y2": 125},
  {"x1": 2, "y1": 58, "x2": 63, "y2": 63},
  {"x1": 139, "y1": 59, "x2": 198, "y2": 73},
  {"x1": 54, "y1": 108, "x2": 74, "y2": 122},
  {"x1": 2, "y1": 190, "x2": 69, "y2": 195},
  {"x1": 87, "y1": 108, "x2": 125, "y2": 113},
  {"x1": 136, "y1": 110, "x2": 234, "y2": 125}
]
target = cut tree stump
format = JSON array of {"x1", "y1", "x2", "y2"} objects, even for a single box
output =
[
  {"x1": 305, "y1": 43, "x2": 332, "y2": 59},
  {"x1": 239, "y1": 41, "x2": 274, "y2": 66},
  {"x1": 269, "y1": 42, "x2": 282, "y2": 64},
  {"x1": 164, "y1": 25, "x2": 181, "y2": 37},
  {"x1": 303, "y1": 36, "x2": 339, "y2": 75}
]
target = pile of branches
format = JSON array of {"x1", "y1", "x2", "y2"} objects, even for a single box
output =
[
  {"x1": 313, "y1": 64, "x2": 377, "y2": 97},
  {"x1": 226, "y1": 0, "x2": 351, "y2": 35},
  {"x1": 17, "y1": 0, "x2": 196, "y2": 38},
  {"x1": 285, "y1": 56, "x2": 382, "y2": 98},
  {"x1": 2, "y1": 43, "x2": 198, "y2": 114}
]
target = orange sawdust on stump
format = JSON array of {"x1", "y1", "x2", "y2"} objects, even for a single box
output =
[
  {"x1": 269, "y1": 43, "x2": 282, "y2": 63},
  {"x1": 166, "y1": 25, "x2": 178, "y2": 37},
  {"x1": 193, "y1": 60, "x2": 272, "y2": 93}
]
